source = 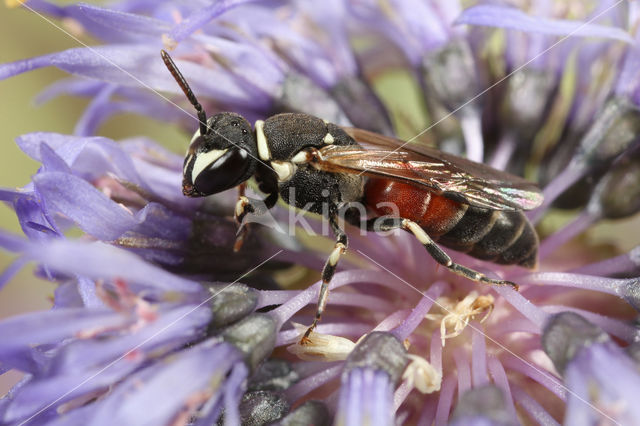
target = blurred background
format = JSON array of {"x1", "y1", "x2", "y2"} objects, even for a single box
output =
[
  {"x1": 0, "y1": 3, "x2": 186, "y2": 394},
  {"x1": 2, "y1": 1, "x2": 640, "y2": 397}
]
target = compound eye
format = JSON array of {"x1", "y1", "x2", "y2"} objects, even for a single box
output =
[{"x1": 192, "y1": 148, "x2": 250, "y2": 195}]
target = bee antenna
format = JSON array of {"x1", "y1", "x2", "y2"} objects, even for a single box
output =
[{"x1": 160, "y1": 50, "x2": 209, "y2": 136}]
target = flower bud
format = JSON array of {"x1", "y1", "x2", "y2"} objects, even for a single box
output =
[
  {"x1": 275, "y1": 72, "x2": 351, "y2": 125},
  {"x1": 450, "y1": 385, "x2": 516, "y2": 426},
  {"x1": 590, "y1": 149, "x2": 640, "y2": 219},
  {"x1": 343, "y1": 331, "x2": 408, "y2": 385},
  {"x1": 248, "y1": 359, "x2": 300, "y2": 392},
  {"x1": 208, "y1": 283, "x2": 258, "y2": 329},
  {"x1": 276, "y1": 400, "x2": 330, "y2": 426},
  {"x1": 221, "y1": 313, "x2": 277, "y2": 372},
  {"x1": 542, "y1": 312, "x2": 610, "y2": 375},
  {"x1": 238, "y1": 390, "x2": 289, "y2": 425},
  {"x1": 331, "y1": 75, "x2": 394, "y2": 135},
  {"x1": 421, "y1": 39, "x2": 480, "y2": 113}
]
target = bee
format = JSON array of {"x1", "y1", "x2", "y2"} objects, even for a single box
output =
[{"x1": 161, "y1": 50, "x2": 542, "y2": 343}]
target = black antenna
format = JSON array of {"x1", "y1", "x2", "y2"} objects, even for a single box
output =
[{"x1": 160, "y1": 50, "x2": 209, "y2": 136}]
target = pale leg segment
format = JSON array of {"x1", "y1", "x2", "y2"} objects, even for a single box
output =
[
  {"x1": 366, "y1": 216, "x2": 519, "y2": 290},
  {"x1": 301, "y1": 215, "x2": 348, "y2": 344}
]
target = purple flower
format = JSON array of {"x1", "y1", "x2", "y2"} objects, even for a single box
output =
[{"x1": 1, "y1": 1, "x2": 640, "y2": 425}]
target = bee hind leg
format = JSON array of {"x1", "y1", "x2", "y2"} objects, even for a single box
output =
[{"x1": 365, "y1": 216, "x2": 519, "y2": 291}]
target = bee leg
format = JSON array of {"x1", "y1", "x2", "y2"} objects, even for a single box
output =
[
  {"x1": 233, "y1": 190, "x2": 278, "y2": 252},
  {"x1": 301, "y1": 215, "x2": 347, "y2": 344},
  {"x1": 366, "y1": 217, "x2": 519, "y2": 290}
]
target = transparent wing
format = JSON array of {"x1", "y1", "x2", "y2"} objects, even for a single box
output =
[{"x1": 311, "y1": 128, "x2": 543, "y2": 211}]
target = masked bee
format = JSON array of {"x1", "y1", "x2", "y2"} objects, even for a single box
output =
[{"x1": 161, "y1": 50, "x2": 542, "y2": 343}]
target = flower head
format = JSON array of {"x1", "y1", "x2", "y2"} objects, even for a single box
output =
[{"x1": 1, "y1": 1, "x2": 640, "y2": 425}]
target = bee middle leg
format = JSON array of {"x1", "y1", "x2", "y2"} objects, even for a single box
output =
[
  {"x1": 365, "y1": 217, "x2": 518, "y2": 290},
  {"x1": 301, "y1": 214, "x2": 347, "y2": 344}
]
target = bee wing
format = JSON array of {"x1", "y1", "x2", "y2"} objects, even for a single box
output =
[{"x1": 311, "y1": 128, "x2": 543, "y2": 211}]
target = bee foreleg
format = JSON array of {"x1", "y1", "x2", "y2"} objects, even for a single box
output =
[
  {"x1": 301, "y1": 215, "x2": 347, "y2": 344},
  {"x1": 233, "y1": 189, "x2": 278, "y2": 252},
  {"x1": 365, "y1": 217, "x2": 519, "y2": 290}
]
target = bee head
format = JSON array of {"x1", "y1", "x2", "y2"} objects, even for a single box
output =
[{"x1": 182, "y1": 112, "x2": 257, "y2": 197}]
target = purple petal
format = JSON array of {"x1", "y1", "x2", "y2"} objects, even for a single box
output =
[
  {"x1": 391, "y1": 280, "x2": 447, "y2": 339},
  {"x1": 74, "y1": 3, "x2": 169, "y2": 37},
  {"x1": 36, "y1": 78, "x2": 105, "y2": 104},
  {"x1": 75, "y1": 276, "x2": 104, "y2": 308},
  {"x1": 3, "y1": 357, "x2": 142, "y2": 424},
  {"x1": 616, "y1": 31, "x2": 640, "y2": 98},
  {"x1": 39, "y1": 143, "x2": 71, "y2": 174},
  {"x1": 336, "y1": 368, "x2": 394, "y2": 426},
  {"x1": 19, "y1": 238, "x2": 202, "y2": 294},
  {"x1": 0, "y1": 53, "x2": 58, "y2": 80},
  {"x1": 14, "y1": 196, "x2": 61, "y2": 242},
  {"x1": 168, "y1": 0, "x2": 259, "y2": 43},
  {"x1": 0, "y1": 257, "x2": 29, "y2": 292},
  {"x1": 52, "y1": 280, "x2": 85, "y2": 309},
  {"x1": 90, "y1": 341, "x2": 243, "y2": 426},
  {"x1": 388, "y1": 0, "x2": 449, "y2": 49},
  {"x1": 572, "y1": 246, "x2": 640, "y2": 276},
  {"x1": 33, "y1": 172, "x2": 141, "y2": 240},
  {"x1": 221, "y1": 362, "x2": 248, "y2": 426},
  {"x1": 2, "y1": 45, "x2": 259, "y2": 106},
  {"x1": 456, "y1": 5, "x2": 633, "y2": 43},
  {"x1": 50, "y1": 303, "x2": 210, "y2": 374},
  {"x1": 130, "y1": 202, "x2": 191, "y2": 241},
  {"x1": 564, "y1": 342, "x2": 640, "y2": 424},
  {"x1": 0, "y1": 308, "x2": 130, "y2": 358},
  {"x1": 16, "y1": 133, "x2": 144, "y2": 186},
  {"x1": 74, "y1": 84, "x2": 118, "y2": 136}
]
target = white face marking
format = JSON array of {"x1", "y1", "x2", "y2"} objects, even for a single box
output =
[
  {"x1": 189, "y1": 129, "x2": 201, "y2": 152},
  {"x1": 183, "y1": 154, "x2": 193, "y2": 176},
  {"x1": 191, "y1": 149, "x2": 228, "y2": 182},
  {"x1": 323, "y1": 133, "x2": 334, "y2": 144},
  {"x1": 271, "y1": 161, "x2": 296, "y2": 182},
  {"x1": 255, "y1": 120, "x2": 271, "y2": 161}
]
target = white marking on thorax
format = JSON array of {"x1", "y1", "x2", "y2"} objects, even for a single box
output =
[
  {"x1": 323, "y1": 133, "x2": 334, "y2": 144},
  {"x1": 191, "y1": 149, "x2": 228, "y2": 181},
  {"x1": 255, "y1": 120, "x2": 271, "y2": 161},
  {"x1": 271, "y1": 160, "x2": 296, "y2": 182},
  {"x1": 291, "y1": 150, "x2": 311, "y2": 164}
]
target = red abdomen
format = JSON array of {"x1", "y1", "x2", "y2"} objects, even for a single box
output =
[
  {"x1": 363, "y1": 178, "x2": 538, "y2": 268},
  {"x1": 364, "y1": 179, "x2": 466, "y2": 237}
]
